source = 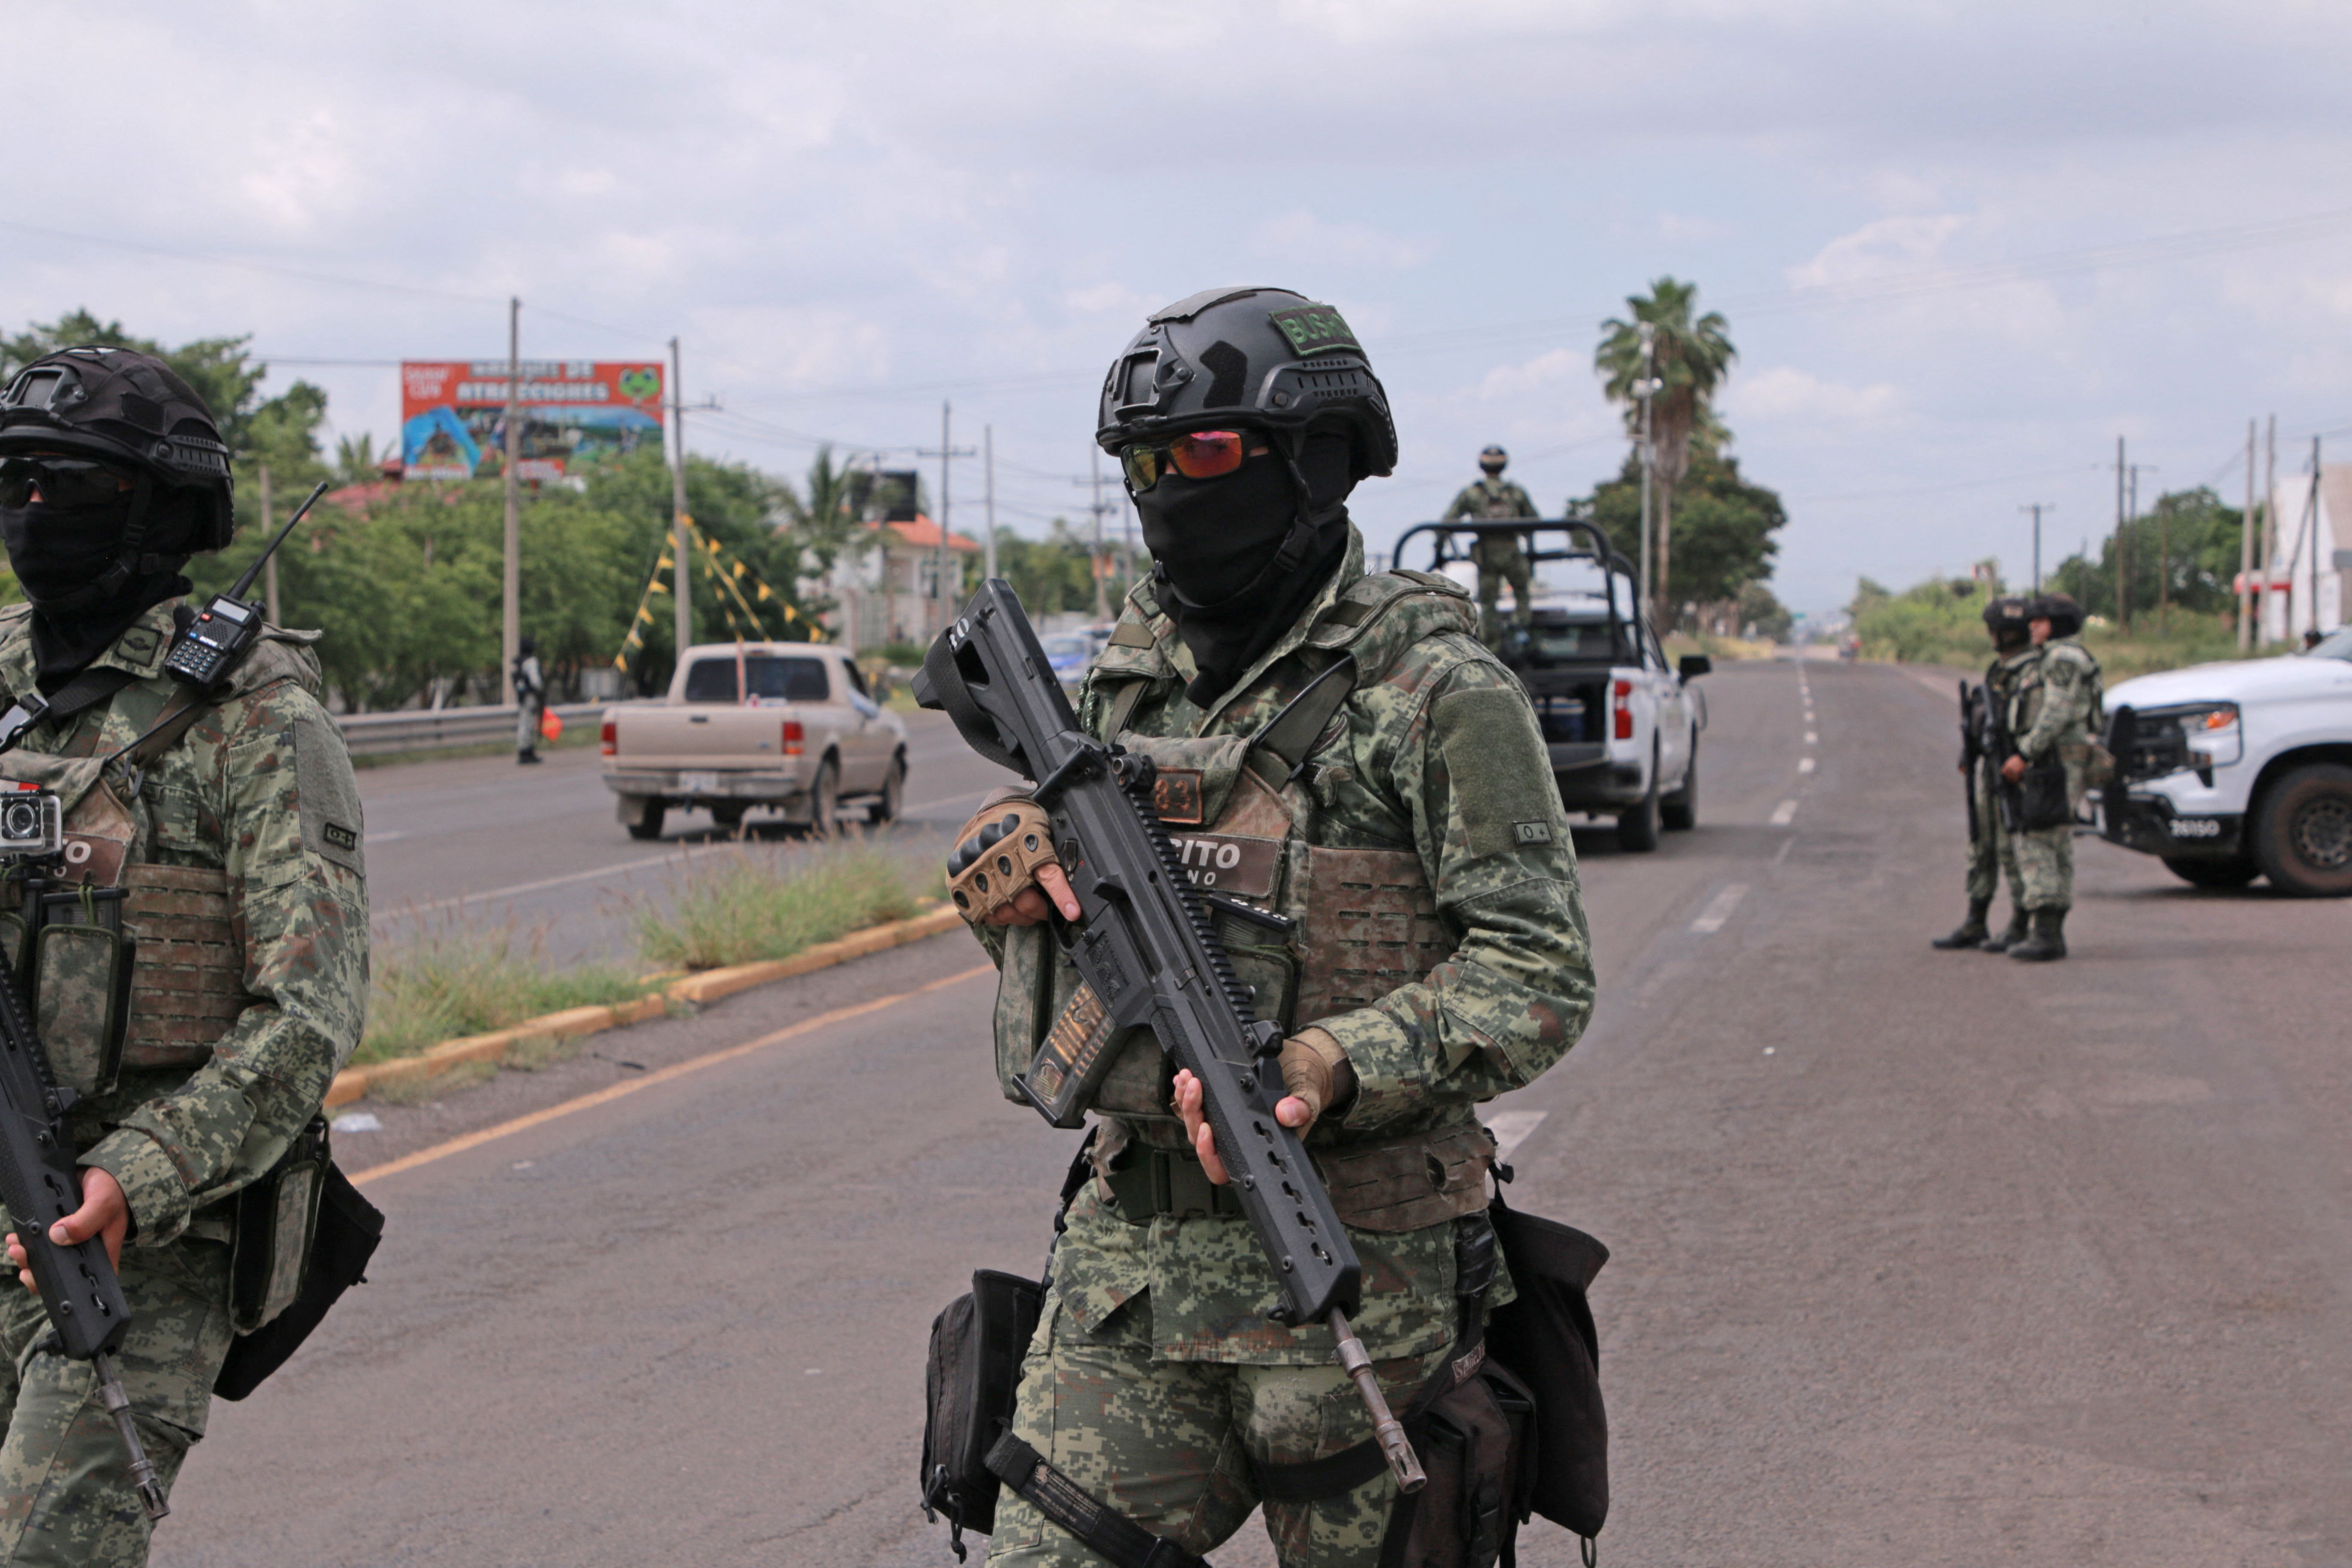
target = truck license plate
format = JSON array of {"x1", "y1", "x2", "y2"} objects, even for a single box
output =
[{"x1": 679, "y1": 771, "x2": 721, "y2": 795}]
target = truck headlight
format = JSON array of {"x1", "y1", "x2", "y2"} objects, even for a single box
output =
[{"x1": 2139, "y1": 701, "x2": 2242, "y2": 773}]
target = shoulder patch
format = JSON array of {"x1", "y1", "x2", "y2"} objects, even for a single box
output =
[
  {"x1": 291, "y1": 706, "x2": 365, "y2": 875},
  {"x1": 1432, "y1": 683, "x2": 1561, "y2": 859}
]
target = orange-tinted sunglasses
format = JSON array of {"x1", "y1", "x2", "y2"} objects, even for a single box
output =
[{"x1": 1119, "y1": 429, "x2": 1250, "y2": 491}]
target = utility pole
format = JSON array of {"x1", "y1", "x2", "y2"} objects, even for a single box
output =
[
  {"x1": 2114, "y1": 436, "x2": 2128, "y2": 633},
  {"x1": 1073, "y1": 456, "x2": 1116, "y2": 621},
  {"x1": 669, "y1": 337, "x2": 692, "y2": 663},
  {"x1": 2310, "y1": 436, "x2": 2325, "y2": 639},
  {"x1": 1636, "y1": 322, "x2": 1658, "y2": 626},
  {"x1": 983, "y1": 424, "x2": 998, "y2": 583},
  {"x1": 2019, "y1": 502, "x2": 2054, "y2": 593},
  {"x1": 2260, "y1": 414, "x2": 2278, "y2": 645},
  {"x1": 2239, "y1": 419, "x2": 2257, "y2": 651},
  {"x1": 502, "y1": 297, "x2": 522, "y2": 706},
  {"x1": 2128, "y1": 462, "x2": 2156, "y2": 633},
  {"x1": 916, "y1": 402, "x2": 978, "y2": 641},
  {"x1": 258, "y1": 463, "x2": 282, "y2": 625}
]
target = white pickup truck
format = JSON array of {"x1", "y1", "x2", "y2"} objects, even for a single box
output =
[
  {"x1": 2098, "y1": 625, "x2": 2352, "y2": 895},
  {"x1": 1395, "y1": 519, "x2": 1708, "y2": 853},
  {"x1": 601, "y1": 642, "x2": 907, "y2": 839}
]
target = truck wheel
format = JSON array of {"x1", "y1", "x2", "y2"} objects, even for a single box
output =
[
  {"x1": 2250, "y1": 762, "x2": 2352, "y2": 896},
  {"x1": 624, "y1": 798, "x2": 666, "y2": 842},
  {"x1": 868, "y1": 753, "x2": 906, "y2": 825},
  {"x1": 1617, "y1": 747, "x2": 1660, "y2": 853},
  {"x1": 804, "y1": 759, "x2": 840, "y2": 840},
  {"x1": 1660, "y1": 742, "x2": 1698, "y2": 831},
  {"x1": 2162, "y1": 854, "x2": 2259, "y2": 888}
]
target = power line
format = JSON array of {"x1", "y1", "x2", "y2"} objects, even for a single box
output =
[{"x1": 0, "y1": 218, "x2": 497, "y2": 305}]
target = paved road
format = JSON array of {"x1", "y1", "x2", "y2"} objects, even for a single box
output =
[
  {"x1": 156, "y1": 657, "x2": 2352, "y2": 1566},
  {"x1": 358, "y1": 708, "x2": 1007, "y2": 964}
]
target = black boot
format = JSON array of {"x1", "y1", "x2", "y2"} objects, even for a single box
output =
[
  {"x1": 1931, "y1": 897, "x2": 1992, "y2": 949},
  {"x1": 2008, "y1": 907, "x2": 2068, "y2": 962},
  {"x1": 1979, "y1": 906, "x2": 2028, "y2": 952},
  {"x1": 518, "y1": 748, "x2": 542, "y2": 766}
]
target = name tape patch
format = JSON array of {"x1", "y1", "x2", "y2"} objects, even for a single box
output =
[
  {"x1": 1512, "y1": 821, "x2": 1553, "y2": 845},
  {"x1": 1269, "y1": 303, "x2": 1361, "y2": 359},
  {"x1": 1164, "y1": 832, "x2": 1281, "y2": 900},
  {"x1": 322, "y1": 823, "x2": 359, "y2": 851}
]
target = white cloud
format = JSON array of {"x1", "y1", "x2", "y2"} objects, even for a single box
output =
[
  {"x1": 1724, "y1": 367, "x2": 1902, "y2": 426},
  {"x1": 1474, "y1": 348, "x2": 1588, "y2": 402},
  {"x1": 1786, "y1": 214, "x2": 1966, "y2": 288},
  {"x1": 1252, "y1": 212, "x2": 1435, "y2": 271}
]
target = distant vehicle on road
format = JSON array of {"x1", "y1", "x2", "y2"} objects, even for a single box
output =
[
  {"x1": 1040, "y1": 629, "x2": 1099, "y2": 694},
  {"x1": 2099, "y1": 625, "x2": 2352, "y2": 895},
  {"x1": 601, "y1": 642, "x2": 907, "y2": 840},
  {"x1": 1393, "y1": 520, "x2": 1707, "y2": 852}
]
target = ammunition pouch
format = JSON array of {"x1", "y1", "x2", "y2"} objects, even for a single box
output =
[
  {"x1": 922, "y1": 1270, "x2": 1048, "y2": 1560},
  {"x1": 214, "y1": 1124, "x2": 385, "y2": 1401}
]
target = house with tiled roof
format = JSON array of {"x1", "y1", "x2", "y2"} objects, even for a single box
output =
[{"x1": 824, "y1": 513, "x2": 982, "y2": 650}]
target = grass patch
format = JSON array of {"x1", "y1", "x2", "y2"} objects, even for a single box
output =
[
  {"x1": 358, "y1": 917, "x2": 649, "y2": 1066},
  {"x1": 368, "y1": 1058, "x2": 496, "y2": 1105},
  {"x1": 629, "y1": 839, "x2": 923, "y2": 971}
]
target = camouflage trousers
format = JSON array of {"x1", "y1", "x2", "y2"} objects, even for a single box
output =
[
  {"x1": 1476, "y1": 554, "x2": 1532, "y2": 643},
  {"x1": 986, "y1": 1290, "x2": 1445, "y2": 1568},
  {"x1": 0, "y1": 1237, "x2": 232, "y2": 1566},
  {"x1": 2011, "y1": 822, "x2": 2073, "y2": 911},
  {"x1": 1964, "y1": 767, "x2": 2024, "y2": 908}
]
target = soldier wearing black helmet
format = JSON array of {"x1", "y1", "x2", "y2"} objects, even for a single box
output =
[
  {"x1": 948, "y1": 289, "x2": 1594, "y2": 1568},
  {"x1": 1996, "y1": 592, "x2": 2102, "y2": 961},
  {"x1": 1934, "y1": 595, "x2": 2039, "y2": 950},
  {"x1": 1442, "y1": 445, "x2": 1538, "y2": 645},
  {"x1": 0, "y1": 348, "x2": 367, "y2": 1562}
]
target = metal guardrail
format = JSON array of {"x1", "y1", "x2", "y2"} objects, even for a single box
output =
[{"x1": 336, "y1": 701, "x2": 625, "y2": 758}]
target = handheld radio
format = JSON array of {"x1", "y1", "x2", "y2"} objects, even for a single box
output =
[{"x1": 163, "y1": 481, "x2": 329, "y2": 688}]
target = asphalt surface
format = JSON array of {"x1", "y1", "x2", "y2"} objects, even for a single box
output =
[
  {"x1": 359, "y1": 707, "x2": 1007, "y2": 965},
  {"x1": 153, "y1": 655, "x2": 2352, "y2": 1567}
]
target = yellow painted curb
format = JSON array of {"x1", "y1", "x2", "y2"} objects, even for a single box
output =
[{"x1": 328, "y1": 902, "x2": 961, "y2": 1108}]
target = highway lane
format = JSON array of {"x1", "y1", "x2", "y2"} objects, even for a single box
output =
[
  {"x1": 154, "y1": 656, "x2": 2352, "y2": 1566},
  {"x1": 358, "y1": 708, "x2": 1008, "y2": 964}
]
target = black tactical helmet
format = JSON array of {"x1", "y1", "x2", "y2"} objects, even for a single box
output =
[
  {"x1": 2030, "y1": 592, "x2": 2084, "y2": 637},
  {"x1": 1095, "y1": 286, "x2": 1397, "y2": 481},
  {"x1": 0, "y1": 347, "x2": 234, "y2": 552},
  {"x1": 1479, "y1": 444, "x2": 1507, "y2": 473},
  {"x1": 1982, "y1": 594, "x2": 2031, "y2": 639}
]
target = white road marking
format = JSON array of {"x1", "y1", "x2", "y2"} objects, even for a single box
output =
[
  {"x1": 1799, "y1": 756, "x2": 1817, "y2": 774},
  {"x1": 1690, "y1": 882, "x2": 1749, "y2": 933},
  {"x1": 1804, "y1": 731, "x2": 1818, "y2": 744},
  {"x1": 1770, "y1": 799, "x2": 1798, "y2": 826},
  {"x1": 1483, "y1": 1110, "x2": 1550, "y2": 1165}
]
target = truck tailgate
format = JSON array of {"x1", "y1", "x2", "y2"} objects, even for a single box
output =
[{"x1": 612, "y1": 707, "x2": 792, "y2": 769}]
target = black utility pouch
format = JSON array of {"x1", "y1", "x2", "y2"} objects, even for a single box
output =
[
  {"x1": 1484, "y1": 1195, "x2": 1610, "y2": 1544},
  {"x1": 1378, "y1": 1353, "x2": 1539, "y2": 1568},
  {"x1": 214, "y1": 1139, "x2": 385, "y2": 1401},
  {"x1": 2014, "y1": 761, "x2": 2073, "y2": 831},
  {"x1": 922, "y1": 1269, "x2": 1046, "y2": 1559},
  {"x1": 227, "y1": 1117, "x2": 330, "y2": 1334}
]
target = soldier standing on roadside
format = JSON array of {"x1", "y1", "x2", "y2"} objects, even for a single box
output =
[
  {"x1": 1934, "y1": 596, "x2": 2039, "y2": 950},
  {"x1": 513, "y1": 634, "x2": 546, "y2": 765},
  {"x1": 1441, "y1": 445, "x2": 1537, "y2": 644},
  {"x1": 0, "y1": 348, "x2": 369, "y2": 1565},
  {"x1": 952, "y1": 288, "x2": 1596, "y2": 1568},
  {"x1": 1998, "y1": 592, "x2": 2101, "y2": 962}
]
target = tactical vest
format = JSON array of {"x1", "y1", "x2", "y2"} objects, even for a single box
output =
[
  {"x1": 1003, "y1": 572, "x2": 1497, "y2": 1235},
  {"x1": 0, "y1": 638, "x2": 315, "y2": 1097}
]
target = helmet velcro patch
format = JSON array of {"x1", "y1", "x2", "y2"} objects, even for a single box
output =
[{"x1": 1270, "y1": 303, "x2": 1360, "y2": 358}]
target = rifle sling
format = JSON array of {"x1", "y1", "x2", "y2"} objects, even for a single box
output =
[
  {"x1": 984, "y1": 1433, "x2": 1213, "y2": 1568},
  {"x1": 0, "y1": 667, "x2": 140, "y2": 756}
]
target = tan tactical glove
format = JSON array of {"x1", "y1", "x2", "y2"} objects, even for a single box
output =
[
  {"x1": 948, "y1": 794, "x2": 1061, "y2": 924},
  {"x1": 1277, "y1": 1026, "x2": 1356, "y2": 1132}
]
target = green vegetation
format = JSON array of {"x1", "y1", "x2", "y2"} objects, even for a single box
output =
[
  {"x1": 1585, "y1": 445, "x2": 1785, "y2": 612},
  {"x1": 356, "y1": 920, "x2": 647, "y2": 1066},
  {"x1": 628, "y1": 839, "x2": 925, "y2": 972},
  {"x1": 1848, "y1": 570, "x2": 2254, "y2": 677},
  {"x1": 2044, "y1": 487, "x2": 2249, "y2": 625},
  {"x1": 1594, "y1": 278, "x2": 1740, "y2": 622}
]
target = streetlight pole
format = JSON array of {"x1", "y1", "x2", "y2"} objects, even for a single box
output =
[
  {"x1": 502, "y1": 297, "x2": 522, "y2": 706},
  {"x1": 1636, "y1": 322, "x2": 1657, "y2": 628}
]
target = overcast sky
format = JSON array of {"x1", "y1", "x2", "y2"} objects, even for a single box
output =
[{"x1": 9, "y1": 0, "x2": 2350, "y2": 616}]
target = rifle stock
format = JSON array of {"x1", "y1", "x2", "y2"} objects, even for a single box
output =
[{"x1": 916, "y1": 580, "x2": 1426, "y2": 1491}]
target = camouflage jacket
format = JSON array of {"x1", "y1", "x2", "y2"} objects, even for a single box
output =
[
  {"x1": 2010, "y1": 637, "x2": 2101, "y2": 762},
  {"x1": 1441, "y1": 477, "x2": 1537, "y2": 523},
  {"x1": 973, "y1": 529, "x2": 1595, "y2": 1363},
  {"x1": 0, "y1": 600, "x2": 369, "y2": 1248}
]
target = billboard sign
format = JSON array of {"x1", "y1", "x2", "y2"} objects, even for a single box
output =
[{"x1": 400, "y1": 360, "x2": 665, "y2": 481}]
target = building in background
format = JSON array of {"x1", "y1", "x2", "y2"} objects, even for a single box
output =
[
  {"x1": 824, "y1": 514, "x2": 981, "y2": 651},
  {"x1": 2261, "y1": 463, "x2": 2350, "y2": 643}
]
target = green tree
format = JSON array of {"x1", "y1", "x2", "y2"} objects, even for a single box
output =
[
  {"x1": 992, "y1": 519, "x2": 1100, "y2": 618},
  {"x1": 334, "y1": 433, "x2": 389, "y2": 485},
  {"x1": 2048, "y1": 487, "x2": 2248, "y2": 627},
  {"x1": 1583, "y1": 440, "x2": 1783, "y2": 619},
  {"x1": 1595, "y1": 279, "x2": 1737, "y2": 620}
]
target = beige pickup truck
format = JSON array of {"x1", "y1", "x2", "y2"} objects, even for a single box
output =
[{"x1": 601, "y1": 642, "x2": 907, "y2": 839}]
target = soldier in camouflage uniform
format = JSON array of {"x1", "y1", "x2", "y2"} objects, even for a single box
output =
[
  {"x1": 0, "y1": 348, "x2": 368, "y2": 1565},
  {"x1": 1440, "y1": 447, "x2": 1537, "y2": 645},
  {"x1": 1933, "y1": 596, "x2": 2037, "y2": 951},
  {"x1": 952, "y1": 289, "x2": 1595, "y2": 1567},
  {"x1": 2000, "y1": 593, "x2": 2101, "y2": 961}
]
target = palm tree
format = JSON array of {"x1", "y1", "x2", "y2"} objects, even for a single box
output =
[
  {"x1": 334, "y1": 433, "x2": 386, "y2": 485},
  {"x1": 1596, "y1": 278, "x2": 1736, "y2": 626}
]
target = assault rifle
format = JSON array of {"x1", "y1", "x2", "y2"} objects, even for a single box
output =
[
  {"x1": 915, "y1": 580, "x2": 1427, "y2": 1493},
  {"x1": 1957, "y1": 681, "x2": 1985, "y2": 839},
  {"x1": 0, "y1": 843, "x2": 167, "y2": 1519},
  {"x1": 1985, "y1": 683, "x2": 2021, "y2": 834}
]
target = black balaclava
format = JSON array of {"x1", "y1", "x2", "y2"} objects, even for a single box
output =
[
  {"x1": 0, "y1": 485, "x2": 197, "y2": 691},
  {"x1": 1138, "y1": 431, "x2": 1355, "y2": 705}
]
